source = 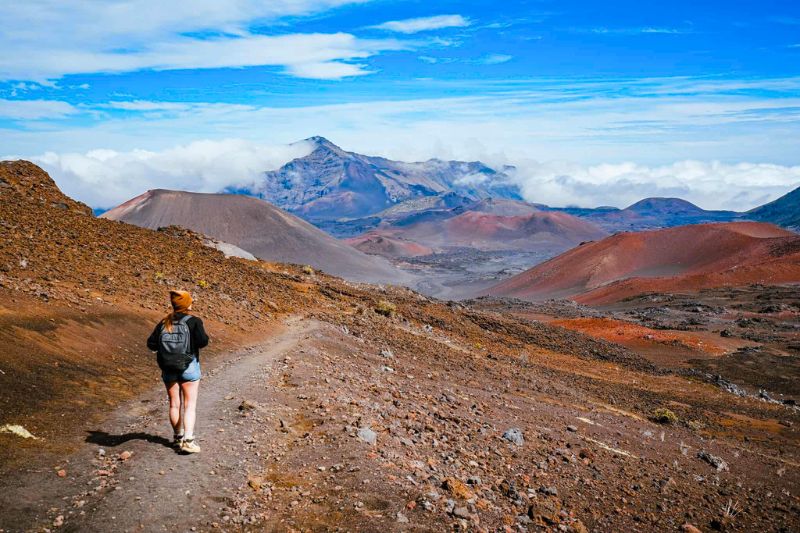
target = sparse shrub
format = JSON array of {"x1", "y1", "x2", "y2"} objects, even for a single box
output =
[
  {"x1": 687, "y1": 419, "x2": 706, "y2": 431},
  {"x1": 197, "y1": 279, "x2": 209, "y2": 289},
  {"x1": 154, "y1": 271, "x2": 164, "y2": 280},
  {"x1": 375, "y1": 300, "x2": 396, "y2": 317},
  {"x1": 302, "y1": 265, "x2": 315, "y2": 275},
  {"x1": 652, "y1": 408, "x2": 678, "y2": 425}
]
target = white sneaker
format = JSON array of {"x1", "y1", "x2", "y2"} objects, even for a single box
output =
[{"x1": 180, "y1": 438, "x2": 201, "y2": 454}]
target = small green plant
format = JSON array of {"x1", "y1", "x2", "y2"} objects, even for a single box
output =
[
  {"x1": 375, "y1": 300, "x2": 396, "y2": 317},
  {"x1": 154, "y1": 271, "x2": 164, "y2": 280},
  {"x1": 652, "y1": 408, "x2": 678, "y2": 425},
  {"x1": 302, "y1": 265, "x2": 315, "y2": 275},
  {"x1": 197, "y1": 279, "x2": 209, "y2": 289}
]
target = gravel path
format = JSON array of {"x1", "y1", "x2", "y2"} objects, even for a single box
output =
[{"x1": 1, "y1": 316, "x2": 311, "y2": 532}]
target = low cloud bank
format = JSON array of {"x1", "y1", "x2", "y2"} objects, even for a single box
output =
[
  {"x1": 15, "y1": 139, "x2": 800, "y2": 213},
  {"x1": 29, "y1": 139, "x2": 312, "y2": 209},
  {"x1": 509, "y1": 159, "x2": 800, "y2": 212}
]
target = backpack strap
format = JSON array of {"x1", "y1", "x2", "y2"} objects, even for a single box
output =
[{"x1": 178, "y1": 315, "x2": 192, "y2": 325}]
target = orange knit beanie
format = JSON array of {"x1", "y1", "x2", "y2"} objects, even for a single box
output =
[{"x1": 170, "y1": 290, "x2": 193, "y2": 313}]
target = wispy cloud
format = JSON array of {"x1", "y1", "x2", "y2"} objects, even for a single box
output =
[
  {"x1": 479, "y1": 54, "x2": 512, "y2": 65},
  {"x1": 0, "y1": 99, "x2": 78, "y2": 120},
  {"x1": 417, "y1": 54, "x2": 512, "y2": 65},
  {"x1": 0, "y1": 1, "x2": 408, "y2": 81},
  {"x1": 588, "y1": 27, "x2": 689, "y2": 35},
  {"x1": 370, "y1": 15, "x2": 469, "y2": 34}
]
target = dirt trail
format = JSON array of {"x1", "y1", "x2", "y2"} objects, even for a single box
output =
[{"x1": 2, "y1": 316, "x2": 312, "y2": 533}]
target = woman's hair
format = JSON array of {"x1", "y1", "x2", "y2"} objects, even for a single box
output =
[{"x1": 161, "y1": 311, "x2": 179, "y2": 333}]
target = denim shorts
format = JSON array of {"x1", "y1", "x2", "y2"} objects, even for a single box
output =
[{"x1": 161, "y1": 358, "x2": 201, "y2": 384}]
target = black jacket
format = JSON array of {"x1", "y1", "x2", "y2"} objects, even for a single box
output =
[{"x1": 147, "y1": 313, "x2": 209, "y2": 360}]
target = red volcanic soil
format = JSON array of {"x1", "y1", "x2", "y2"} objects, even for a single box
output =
[
  {"x1": 372, "y1": 210, "x2": 607, "y2": 252},
  {"x1": 488, "y1": 222, "x2": 800, "y2": 303},
  {"x1": 548, "y1": 317, "x2": 754, "y2": 367},
  {"x1": 345, "y1": 233, "x2": 433, "y2": 257}
]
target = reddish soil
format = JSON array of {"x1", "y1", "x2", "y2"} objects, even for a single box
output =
[
  {"x1": 365, "y1": 210, "x2": 607, "y2": 253},
  {"x1": 548, "y1": 317, "x2": 750, "y2": 364},
  {"x1": 346, "y1": 233, "x2": 434, "y2": 257},
  {"x1": 1, "y1": 162, "x2": 798, "y2": 532},
  {"x1": 487, "y1": 222, "x2": 800, "y2": 303}
]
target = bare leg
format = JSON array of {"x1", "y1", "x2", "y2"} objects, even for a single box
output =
[
  {"x1": 165, "y1": 381, "x2": 182, "y2": 435},
  {"x1": 180, "y1": 380, "x2": 200, "y2": 439}
]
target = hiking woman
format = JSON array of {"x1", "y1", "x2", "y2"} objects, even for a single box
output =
[{"x1": 147, "y1": 290, "x2": 209, "y2": 454}]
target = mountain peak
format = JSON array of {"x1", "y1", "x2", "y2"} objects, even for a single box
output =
[
  {"x1": 304, "y1": 136, "x2": 341, "y2": 149},
  {"x1": 625, "y1": 197, "x2": 704, "y2": 214}
]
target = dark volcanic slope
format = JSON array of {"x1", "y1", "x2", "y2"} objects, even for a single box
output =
[
  {"x1": 236, "y1": 137, "x2": 521, "y2": 220},
  {"x1": 749, "y1": 184, "x2": 800, "y2": 230},
  {"x1": 551, "y1": 197, "x2": 742, "y2": 232},
  {"x1": 101, "y1": 189, "x2": 407, "y2": 284},
  {"x1": 487, "y1": 221, "x2": 800, "y2": 303}
]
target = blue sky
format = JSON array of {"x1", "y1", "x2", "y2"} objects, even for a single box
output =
[{"x1": 1, "y1": 0, "x2": 799, "y2": 210}]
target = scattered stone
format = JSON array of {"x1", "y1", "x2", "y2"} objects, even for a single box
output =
[
  {"x1": 566, "y1": 425, "x2": 578, "y2": 432},
  {"x1": 396, "y1": 511, "x2": 409, "y2": 523},
  {"x1": 380, "y1": 349, "x2": 395, "y2": 359},
  {"x1": 528, "y1": 497, "x2": 562, "y2": 526},
  {"x1": 239, "y1": 400, "x2": 258, "y2": 411},
  {"x1": 502, "y1": 428, "x2": 524, "y2": 446},
  {"x1": 698, "y1": 450, "x2": 729, "y2": 472},
  {"x1": 357, "y1": 427, "x2": 377, "y2": 445},
  {"x1": 539, "y1": 486, "x2": 558, "y2": 497},
  {"x1": 53, "y1": 515, "x2": 64, "y2": 528},
  {"x1": 119, "y1": 450, "x2": 133, "y2": 461},
  {"x1": 682, "y1": 524, "x2": 702, "y2": 533},
  {"x1": 0, "y1": 424, "x2": 37, "y2": 439},
  {"x1": 57, "y1": 469, "x2": 67, "y2": 478},
  {"x1": 452, "y1": 506, "x2": 471, "y2": 519},
  {"x1": 442, "y1": 478, "x2": 475, "y2": 500},
  {"x1": 247, "y1": 475, "x2": 264, "y2": 491}
]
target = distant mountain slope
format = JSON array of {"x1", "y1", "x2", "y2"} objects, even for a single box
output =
[
  {"x1": 233, "y1": 137, "x2": 521, "y2": 221},
  {"x1": 548, "y1": 197, "x2": 742, "y2": 232},
  {"x1": 748, "y1": 185, "x2": 800, "y2": 230},
  {"x1": 101, "y1": 189, "x2": 408, "y2": 284},
  {"x1": 486, "y1": 222, "x2": 800, "y2": 303},
  {"x1": 356, "y1": 209, "x2": 607, "y2": 253}
]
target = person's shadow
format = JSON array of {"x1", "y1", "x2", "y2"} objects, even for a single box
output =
[{"x1": 86, "y1": 430, "x2": 173, "y2": 449}]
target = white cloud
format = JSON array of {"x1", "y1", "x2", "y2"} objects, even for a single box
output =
[
  {"x1": 4, "y1": 76, "x2": 800, "y2": 211},
  {"x1": 0, "y1": 99, "x2": 78, "y2": 120},
  {"x1": 30, "y1": 139, "x2": 313, "y2": 208},
  {"x1": 479, "y1": 54, "x2": 512, "y2": 65},
  {"x1": 370, "y1": 15, "x2": 469, "y2": 34},
  {"x1": 509, "y1": 160, "x2": 800, "y2": 211},
  {"x1": 589, "y1": 27, "x2": 688, "y2": 35},
  {"x1": 0, "y1": 1, "x2": 400, "y2": 81}
]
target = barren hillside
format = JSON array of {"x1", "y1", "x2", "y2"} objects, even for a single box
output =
[{"x1": 0, "y1": 161, "x2": 797, "y2": 532}]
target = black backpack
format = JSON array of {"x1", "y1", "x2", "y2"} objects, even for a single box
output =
[{"x1": 158, "y1": 315, "x2": 194, "y2": 372}]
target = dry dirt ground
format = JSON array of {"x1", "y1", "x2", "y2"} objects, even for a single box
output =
[{"x1": 2, "y1": 309, "x2": 799, "y2": 532}]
